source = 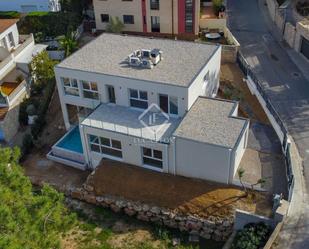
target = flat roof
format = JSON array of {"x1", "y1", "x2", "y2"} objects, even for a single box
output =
[
  {"x1": 57, "y1": 33, "x2": 219, "y2": 87},
  {"x1": 81, "y1": 103, "x2": 181, "y2": 142},
  {"x1": 0, "y1": 19, "x2": 18, "y2": 33},
  {"x1": 173, "y1": 97, "x2": 248, "y2": 148}
]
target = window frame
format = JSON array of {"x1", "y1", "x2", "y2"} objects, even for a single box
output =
[
  {"x1": 159, "y1": 94, "x2": 178, "y2": 116},
  {"x1": 89, "y1": 135, "x2": 123, "y2": 159},
  {"x1": 142, "y1": 147, "x2": 163, "y2": 171},
  {"x1": 100, "y1": 14, "x2": 110, "y2": 23},
  {"x1": 81, "y1": 80, "x2": 99, "y2": 100},
  {"x1": 150, "y1": 0, "x2": 160, "y2": 10},
  {"x1": 129, "y1": 89, "x2": 148, "y2": 109},
  {"x1": 62, "y1": 77, "x2": 79, "y2": 96},
  {"x1": 123, "y1": 15, "x2": 134, "y2": 24}
]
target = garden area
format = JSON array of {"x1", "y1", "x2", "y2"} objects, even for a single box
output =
[{"x1": 0, "y1": 146, "x2": 223, "y2": 249}]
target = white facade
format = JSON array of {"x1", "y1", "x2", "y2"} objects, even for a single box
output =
[
  {"x1": 0, "y1": 20, "x2": 47, "y2": 142},
  {"x1": 0, "y1": 0, "x2": 60, "y2": 12},
  {"x1": 51, "y1": 34, "x2": 249, "y2": 184}
]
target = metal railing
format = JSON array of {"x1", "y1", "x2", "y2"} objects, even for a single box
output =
[{"x1": 237, "y1": 51, "x2": 294, "y2": 199}]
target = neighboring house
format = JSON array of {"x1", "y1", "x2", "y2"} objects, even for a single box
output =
[
  {"x1": 0, "y1": 0, "x2": 61, "y2": 13},
  {"x1": 93, "y1": 0, "x2": 201, "y2": 38},
  {"x1": 0, "y1": 19, "x2": 47, "y2": 142},
  {"x1": 49, "y1": 33, "x2": 249, "y2": 185}
]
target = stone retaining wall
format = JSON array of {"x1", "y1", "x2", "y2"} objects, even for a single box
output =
[{"x1": 71, "y1": 184, "x2": 234, "y2": 241}]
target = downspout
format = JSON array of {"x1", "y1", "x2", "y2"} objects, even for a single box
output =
[
  {"x1": 227, "y1": 148, "x2": 232, "y2": 184},
  {"x1": 173, "y1": 137, "x2": 176, "y2": 175},
  {"x1": 172, "y1": 0, "x2": 174, "y2": 35}
]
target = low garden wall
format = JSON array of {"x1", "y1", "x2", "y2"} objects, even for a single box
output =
[{"x1": 71, "y1": 183, "x2": 234, "y2": 241}]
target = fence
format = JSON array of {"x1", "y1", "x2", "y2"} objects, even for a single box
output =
[{"x1": 236, "y1": 51, "x2": 294, "y2": 200}]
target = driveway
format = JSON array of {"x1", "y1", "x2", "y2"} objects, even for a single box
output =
[{"x1": 227, "y1": 0, "x2": 309, "y2": 247}]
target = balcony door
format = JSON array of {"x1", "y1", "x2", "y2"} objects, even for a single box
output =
[
  {"x1": 106, "y1": 85, "x2": 116, "y2": 103},
  {"x1": 151, "y1": 16, "x2": 160, "y2": 33}
]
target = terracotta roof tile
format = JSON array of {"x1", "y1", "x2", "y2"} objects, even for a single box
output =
[{"x1": 0, "y1": 19, "x2": 18, "y2": 33}]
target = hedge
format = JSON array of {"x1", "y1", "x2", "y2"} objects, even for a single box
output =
[
  {"x1": 18, "y1": 11, "x2": 82, "y2": 40},
  {"x1": 0, "y1": 11, "x2": 20, "y2": 19}
]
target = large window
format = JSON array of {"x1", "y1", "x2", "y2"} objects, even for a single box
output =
[
  {"x1": 150, "y1": 0, "x2": 160, "y2": 10},
  {"x1": 123, "y1": 15, "x2": 134, "y2": 24},
  {"x1": 81, "y1": 81, "x2": 99, "y2": 100},
  {"x1": 142, "y1": 147, "x2": 163, "y2": 169},
  {"x1": 159, "y1": 94, "x2": 178, "y2": 115},
  {"x1": 129, "y1": 89, "x2": 148, "y2": 109},
  {"x1": 185, "y1": 0, "x2": 193, "y2": 33},
  {"x1": 89, "y1": 135, "x2": 123, "y2": 158},
  {"x1": 62, "y1": 77, "x2": 79, "y2": 96}
]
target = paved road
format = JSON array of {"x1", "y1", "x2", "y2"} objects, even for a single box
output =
[{"x1": 227, "y1": 0, "x2": 309, "y2": 247}]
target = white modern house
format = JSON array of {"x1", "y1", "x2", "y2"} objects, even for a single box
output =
[
  {"x1": 49, "y1": 33, "x2": 249, "y2": 184},
  {"x1": 0, "y1": 0, "x2": 60, "y2": 13},
  {"x1": 0, "y1": 19, "x2": 47, "y2": 141}
]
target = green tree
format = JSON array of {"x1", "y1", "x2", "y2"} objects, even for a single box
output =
[
  {"x1": 30, "y1": 51, "x2": 57, "y2": 91},
  {"x1": 59, "y1": 31, "x2": 79, "y2": 57},
  {"x1": 106, "y1": 16, "x2": 124, "y2": 33},
  {"x1": 0, "y1": 147, "x2": 76, "y2": 249}
]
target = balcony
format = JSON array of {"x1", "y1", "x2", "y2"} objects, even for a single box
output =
[
  {"x1": 12, "y1": 34, "x2": 34, "y2": 58},
  {"x1": 0, "y1": 69, "x2": 27, "y2": 107}
]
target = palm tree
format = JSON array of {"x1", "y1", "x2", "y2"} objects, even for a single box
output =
[
  {"x1": 59, "y1": 31, "x2": 78, "y2": 57},
  {"x1": 237, "y1": 168, "x2": 248, "y2": 197}
]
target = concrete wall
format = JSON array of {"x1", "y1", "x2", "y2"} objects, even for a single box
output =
[
  {"x1": 294, "y1": 21, "x2": 309, "y2": 54},
  {"x1": 0, "y1": 91, "x2": 26, "y2": 142},
  {"x1": 0, "y1": 0, "x2": 60, "y2": 12},
  {"x1": 80, "y1": 124, "x2": 170, "y2": 172},
  {"x1": 284, "y1": 22, "x2": 296, "y2": 48},
  {"x1": 174, "y1": 137, "x2": 232, "y2": 184},
  {"x1": 187, "y1": 46, "x2": 221, "y2": 109},
  {"x1": 199, "y1": 18, "x2": 226, "y2": 30},
  {"x1": 230, "y1": 121, "x2": 249, "y2": 180},
  {"x1": 266, "y1": 0, "x2": 278, "y2": 22}
]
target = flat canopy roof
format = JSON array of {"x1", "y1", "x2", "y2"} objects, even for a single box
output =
[
  {"x1": 81, "y1": 103, "x2": 181, "y2": 142},
  {"x1": 174, "y1": 97, "x2": 248, "y2": 148},
  {"x1": 0, "y1": 19, "x2": 18, "y2": 33},
  {"x1": 57, "y1": 33, "x2": 219, "y2": 87}
]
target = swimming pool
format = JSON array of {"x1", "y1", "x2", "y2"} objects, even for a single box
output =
[{"x1": 57, "y1": 126, "x2": 83, "y2": 154}]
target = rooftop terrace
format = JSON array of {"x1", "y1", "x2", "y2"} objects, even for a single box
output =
[
  {"x1": 57, "y1": 33, "x2": 219, "y2": 87},
  {"x1": 81, "y1": 103, "x2": 181, "y2": 142}
]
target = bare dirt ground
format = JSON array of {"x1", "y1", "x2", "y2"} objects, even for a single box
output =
[
  {"x1": 22, "y1": 90, "x2": 90, "y2": 192},
  {"x1": 220, "y1": 63, "x2": 270, "y2": 124},
  {"x1": 87, "y1": 159, "x2": 273, "y2": 219}
]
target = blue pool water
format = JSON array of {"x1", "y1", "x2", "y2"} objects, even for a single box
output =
[{"x1": 57, "y1": 127, "x2": 83, "y2": 154}]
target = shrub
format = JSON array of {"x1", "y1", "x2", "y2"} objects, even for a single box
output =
[
  {"x1": 231, "y1": 222, "x2": 271, "y2": 249},
  {"x1": 0, "y1": 11, "x2": 20, "y2": 19},
  {"x1": 18, "y1": 12, "x2": 82, "y2": 42},
  {"x1": 212, "y1": 0, "x2": 224, "y2": 15},
  {"x1": 21, "y1": 133, "x2": 34, "y2": 158},
  {"x1": 106, "y1": 17, "x2": 124, "y2": 33},
  {"x1": 31, "y1": 80, "x2": 55, "y2": 140},
  {"x1": 0, "y1": 147, "x2": 76, "y2": 248}
]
